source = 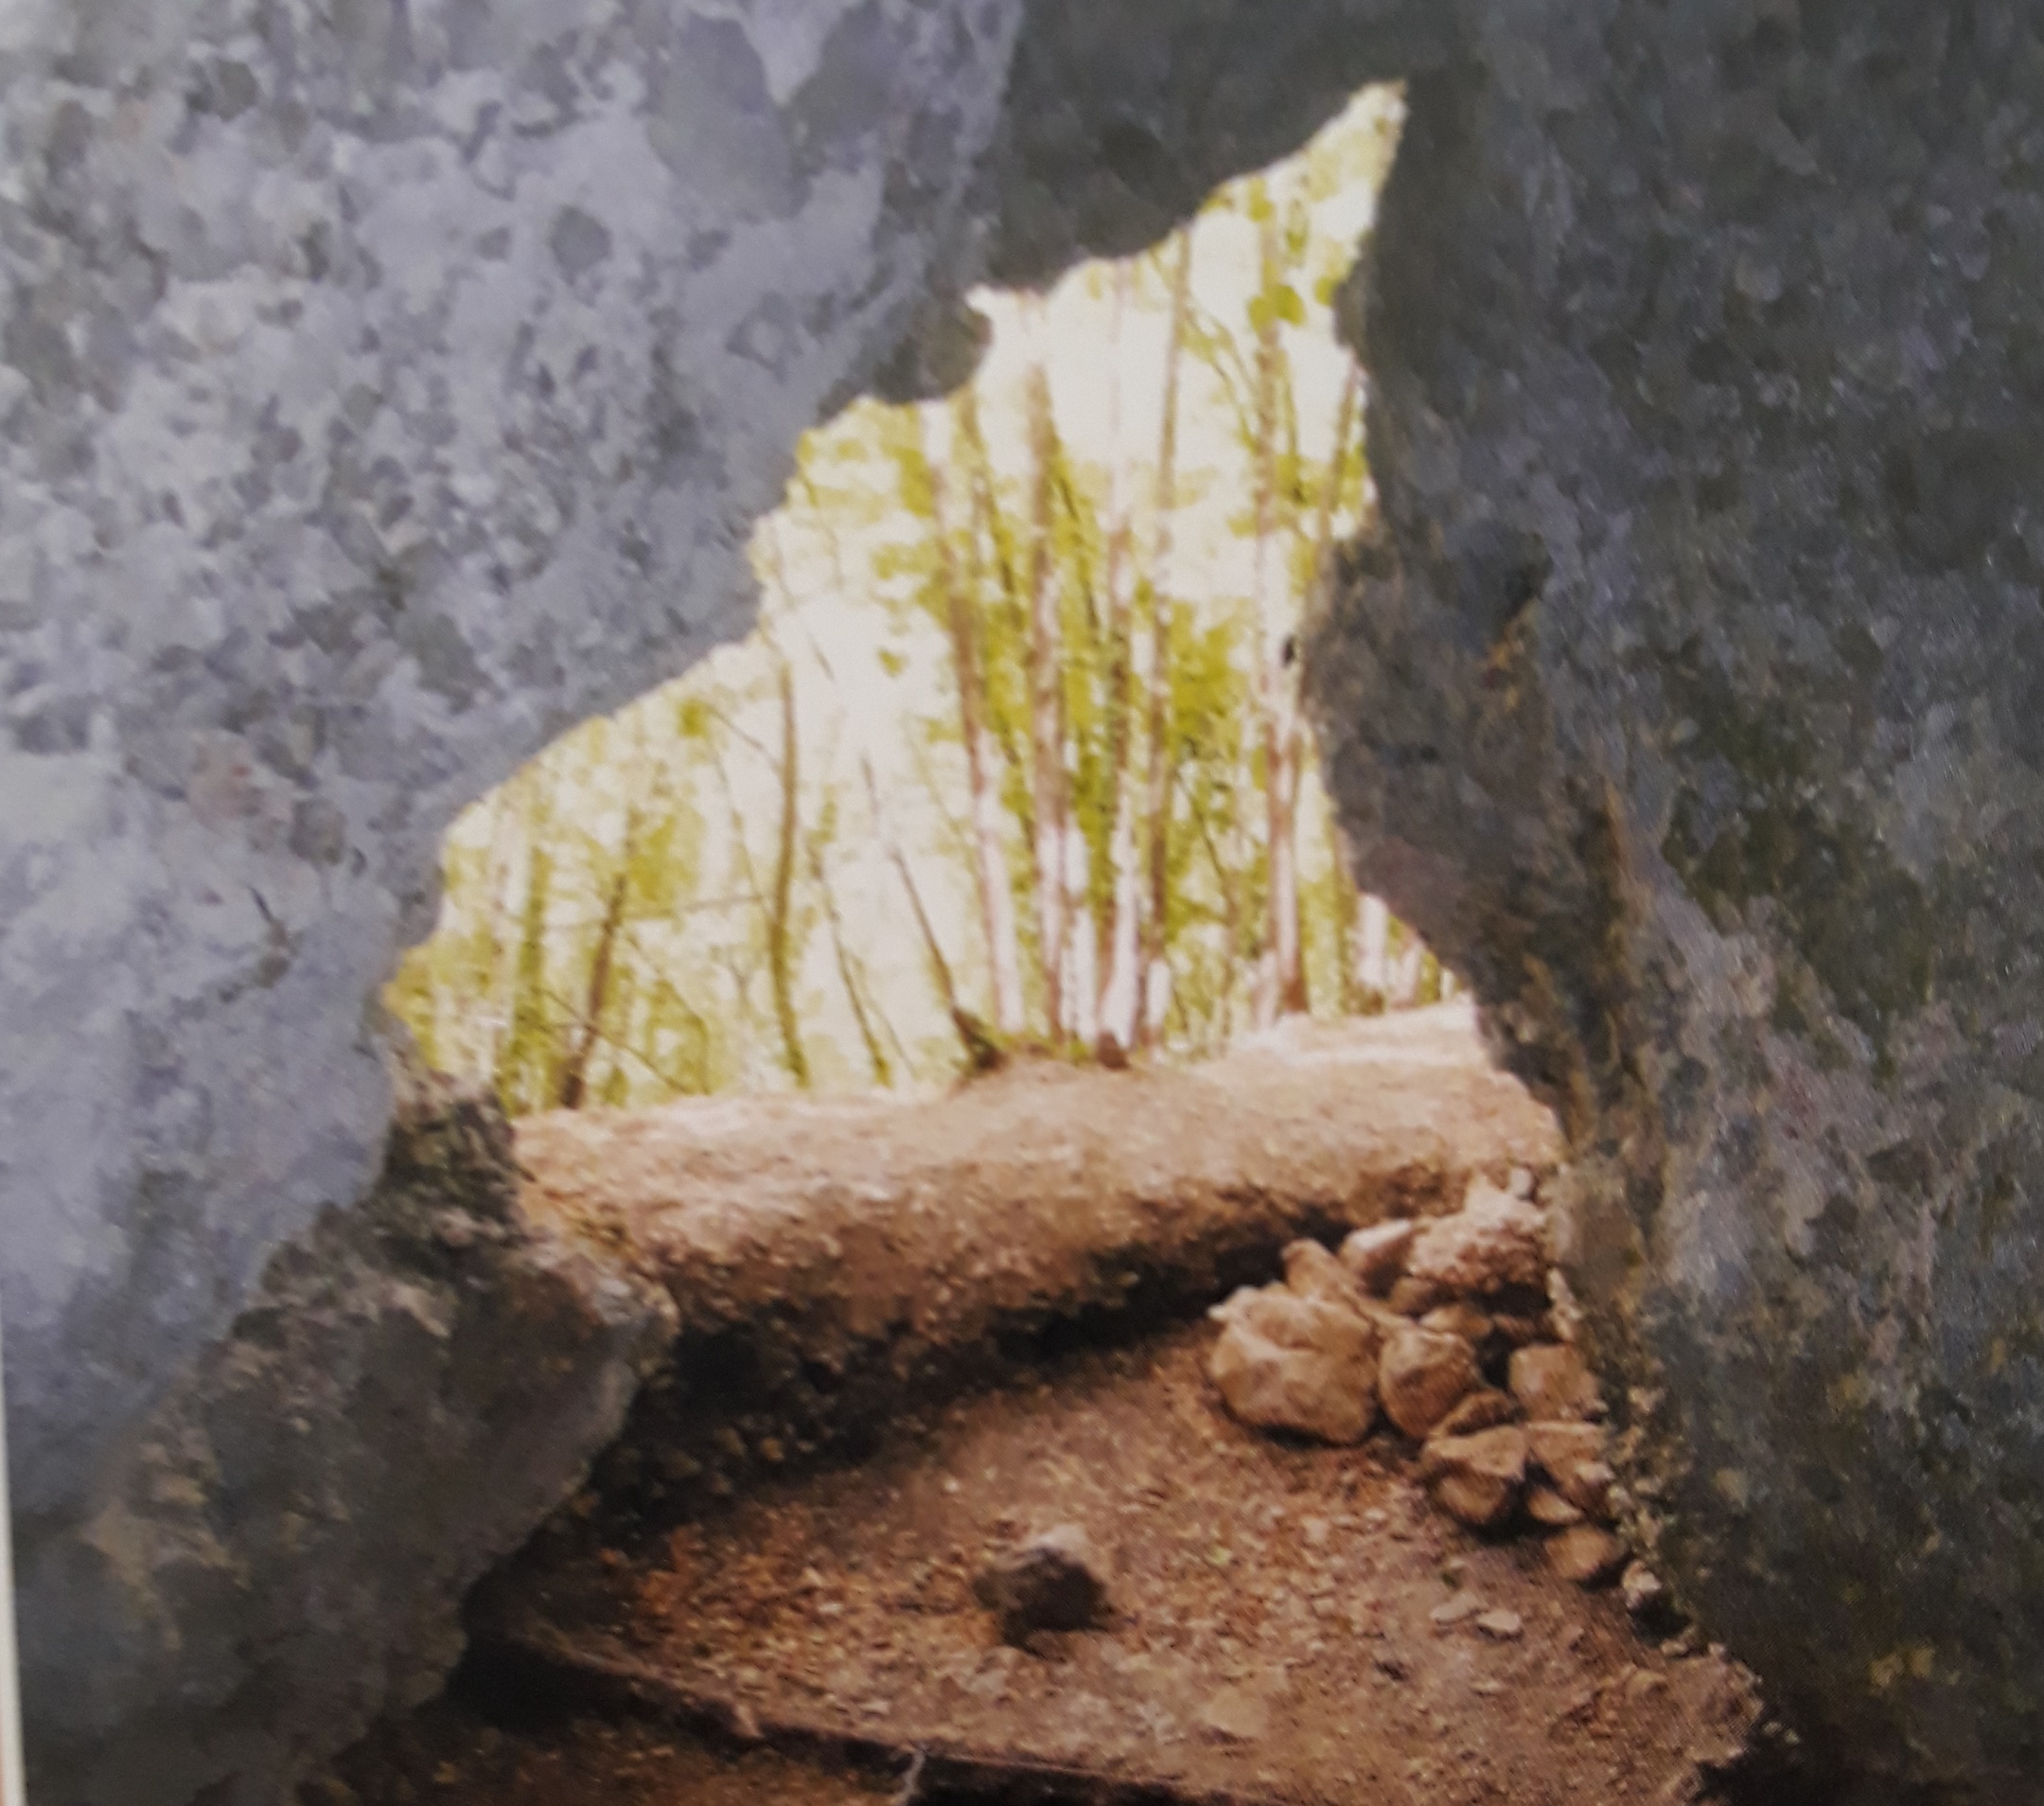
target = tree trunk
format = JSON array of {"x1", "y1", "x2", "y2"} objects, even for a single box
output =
[
  {"x1": 1248, "y1": 205, "x2": 1307, "y2": 1028},
  {"x1": 557, "y1": 820, "x2": 636, "y2": 1109},
  {"x1": 1138, "y1": 228, "x2": 1195, "y2": 1047},
  {"x1": 1021, "y1": 305, "x2": 1068, "y2": 1040},
  {"x1": 1098, "y1": 262, "x2": 1142, "y2": 1054},
  {"x1": 921, "y1": 410, "x2": 1026, "y2": 1035},
  {"x1": 766, "y1": 660, "x2": 811, "y2": 1089},
  {"x1": 808, "y1": 834, "x2": 893, "y2": 1088}
]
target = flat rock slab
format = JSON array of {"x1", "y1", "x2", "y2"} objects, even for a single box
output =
[{"x1": 465, "y1": 1325, "x2": 1762, "y2": 1806}]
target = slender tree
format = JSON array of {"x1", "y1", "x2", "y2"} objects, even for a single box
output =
[{"x1": 1138, "y1": 227, "x2": 1196, "y2": 1046}]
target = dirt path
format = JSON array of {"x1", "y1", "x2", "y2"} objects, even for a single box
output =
[
  {"x1": 325, "y1": 1013, "x2": 1785, "y2": 1804},
  {"x1": 443, "y1": 1324, "x2": 1759, "y2": 1806}
]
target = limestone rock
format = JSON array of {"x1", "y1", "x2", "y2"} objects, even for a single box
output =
[
  {"x1": 1428, "y1": 1589, "x2": 1486, "y2": 1630},
  {"x1": 1339, "y1": 1219, "x2": 1418, "y2": 1295},
  {"x1": 24, "y1": 1063, "x2": 677, "y2": 1806},
  {"x1": 1378, "y1": 1324, "x2": 1480, "y2": 1440},
  {"x1": 1475, "y1": 1608, "x2": 1525, "y2": 1640},
  {"x1": 1282, "y1": 1238, "x2": 1372, "y2": 1317},
  {"x1": 1526, "y1": 1486, "x2": 1586, "y2": 1529},
  {"x1": 1524, "y1": 1423, "x2": 1616, "y2": 1525},
  {"x1": 1420, "y1": 1301, "x2": 1495, "y2": 1346},
  {"x1": 1507, "y1": 1344, "x2": 1601, "y2": 1422},
  {"x1": 974, "y1": 1526, "x2": 1110, "y2": 1645},
  {"x1": 1419, "y1": 1425, "x2": 1527, "y2": 1530},
  {"x1": 1547, "y1": 1526, "x2": 1628, "y2": 1586},
  {"x1": 1209, "y1": 1287, "x2": 1379, "y2": 1445},
  {"x1": 1406, "y1": 1187, "x2": 1550, "y2": 1296},
  {"x1": 1559, "y1": 1460, "x2": 1616, "y2": 1524},
  {"x1": 1386, "y1": 1276, "x2": 1450, "y2": 1318},
  {"x1": 1623, "y1": 1563, "x2": 1671, "y2": 1622},
  {"x1": 1435, "y1": 1388, "x2": 1520, "y2": 1438}
]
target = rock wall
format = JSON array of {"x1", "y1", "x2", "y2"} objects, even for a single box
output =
[
  {"x1": 0, "y1": 3, "x2": 1410, "y2": 1800},
  {"x1": 30, "y1": 1051, "x2": 674, "y2": 1806},
  {"x1": 1307, "y1": 3, "x2": 2044, "y2": 1797},
  {"x1": 8, "y1": 0, "x2": 2044, "y2": 1800}
]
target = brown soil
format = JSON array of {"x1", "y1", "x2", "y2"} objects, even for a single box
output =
[
  {"x1": 521, "y1": 1008, "x2": 1559, "y2": 1515},
  {"x1": 329, "y1": 1014, "x2": 1782, "y2": 1806}
]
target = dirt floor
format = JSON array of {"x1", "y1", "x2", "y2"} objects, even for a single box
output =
[{"x1": 327, "y1": 1012, "x2": 1784, "y2": 1806}]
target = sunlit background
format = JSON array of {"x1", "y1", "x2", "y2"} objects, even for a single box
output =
[{"x1": 387, "y1": 87, "x2": 1455, "y2": 1109}]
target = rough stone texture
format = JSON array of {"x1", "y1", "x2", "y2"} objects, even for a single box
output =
[
  {"x1": 0, "y1": 5, "x2": 1429, "y2": 1801},
  {"x1": 27, "y1": 1049, "x2": 675, "y2": 1806},
  {"x1": 9, "y1": 0, "x2": 2044, "y2": 1798},
  {"x1": 1418, "y1": 1424, "x2": 1526, "y2": 1531},
  {"x1": 1377, "y1": 1322, "x2": 1479, "y2": 1441},
  {"x1": 1306, "y1": 2, "x2": 2044, "y2": 1793},
  {"x1": 1208, "y1": 1285, "x2": 1380, "y2": 1445}
]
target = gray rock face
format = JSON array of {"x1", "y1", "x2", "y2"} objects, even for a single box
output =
[
  {"x1": 2, "y1": 0, "x2": 1021, "y2": 1794},
  {"x1": 0, "y1": 4, "x2": 1411, "y2": 1800},
  {"x1": 9, "y1": 0, "x2": 2044, "y2": 1799},
  {"x1": 30, "y1": 1050, "x2": 674, "y2": 1806},
  {"x1": 1307, "y1": 2, "x2": 2044, "y2": 1795}
]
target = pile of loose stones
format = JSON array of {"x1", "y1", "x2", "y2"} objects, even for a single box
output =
[{"x1": 1208, "y1": 1175, "x2": 1652, "y2": 1597}]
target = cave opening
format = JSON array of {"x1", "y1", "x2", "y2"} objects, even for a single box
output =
[
  {"x1": 295, "y1": 83, "x2": 1794, "y2": 1806},
  {"x1": 381, "y1": 86, "x2": 1449, "y2": 1117}
]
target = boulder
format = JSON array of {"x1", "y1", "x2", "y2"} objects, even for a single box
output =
[
  {"x1": 1418, "y1": 1425, "x2": 1527, "y2": 1531},
  {"x1": 1406, "y1": 1186, "x2": 1550, "y2": 1296},
  {"x1": 1209, "y1": 1287, "x2": 1379, "y2": 1445},
  {"x1": 1305, "y1": 4, "x2": 2044, "y2": 1789},
  {"x1": 1378, "y1": 1324, "x2": 1480, "y2": 1440}
]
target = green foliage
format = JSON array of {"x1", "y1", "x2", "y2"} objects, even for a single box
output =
[{"x1": 387, "y1": 86, "x2": 1443, "y2": 1107}]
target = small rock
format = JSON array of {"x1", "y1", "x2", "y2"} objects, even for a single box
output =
[
  {"x1": 1622, "y1": 1561, "x2": 1669, "y2": 1620},
  {"x1": 1419, "y1": 1426, "x2": 1528, "y2": 1530},
  {"x1": 1547, "y1": 1524, "x2": 1628, "y2": 1586},
  {"x1": 1525, "y1": 1485, "x2": 1585, "y2": 1528},
  {"x1": 1436, "y1": 1388, "x2": 1519, "y2": 1437},
  {"x1": 973, "y1": 1526, "x2": 1109, "y2": 1644},
  {"x1": 1386, "y1": 1275, "x2": 1449, "y2": 1317},
  {"x1": 1283, "y1": 1238, "x2": 1372, "y2": 1316},
  {"x1": 1198, "y1": 1687, "x2": 1271, "y2": 1744},
  {"x1": 1489, "y1": 1312, "x2": 1552, "y2": 1347},
  {"x1": 1339, "y1": 1218, "x2": 1418, "y2": 1295},
  {"x1": 1507, "y1": 1344, "x2": 1602, "y2": 1422},
  {"x1": 1379, "y1": 1325, "x2": 1480, "y2": 1439},
  {"x1": 1525, "y1": 1419, "x2": 1604, "y2": 1476},
  {"x1": 1209, "y1": 1287, "x2": 1379, "y2": 1444},
  {"x1": 1429, "y1": 1588, "x2": 1486, "y2": 1629},
  {"x1": 1559, "y1": 1459, "x2": 1616, "y2": 1522},
  {"x1": 1407, "y1": 1183, "x2": 1549, "y2": 1295},
  {"x1": 1420, "y1": 1301, "x2": 1495, "y2": 1346},
  {"x1": 1475, "y1": 1608, "x2": 1524, "y2": 1640},
  {"x1": 1507, "y1": 1166, "x2": 1536, "y2": 1199}
]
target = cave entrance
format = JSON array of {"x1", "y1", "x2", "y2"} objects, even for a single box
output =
[
  {"x1": 326, "y1": 79, "x2": 1752, "y2": 1806},
  {"x1": 381, "y1": 86, "x2": 1455, "y2": 1115}
]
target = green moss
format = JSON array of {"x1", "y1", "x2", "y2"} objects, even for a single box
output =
[{"x1": 1661, "y1": 656, "x2": 1934, "y2": 1064}]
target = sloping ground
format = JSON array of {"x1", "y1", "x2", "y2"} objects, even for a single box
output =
[
  {"x1": 319, "y1": 1011, "x2": 1787, "y2": 1803},
  {"x1": 440, "y1": 1324, "x2": 1764, "y2": 1806},
  {"x1": 518, "y1": 1007, "x2": 1559, "y2": 1516}
]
